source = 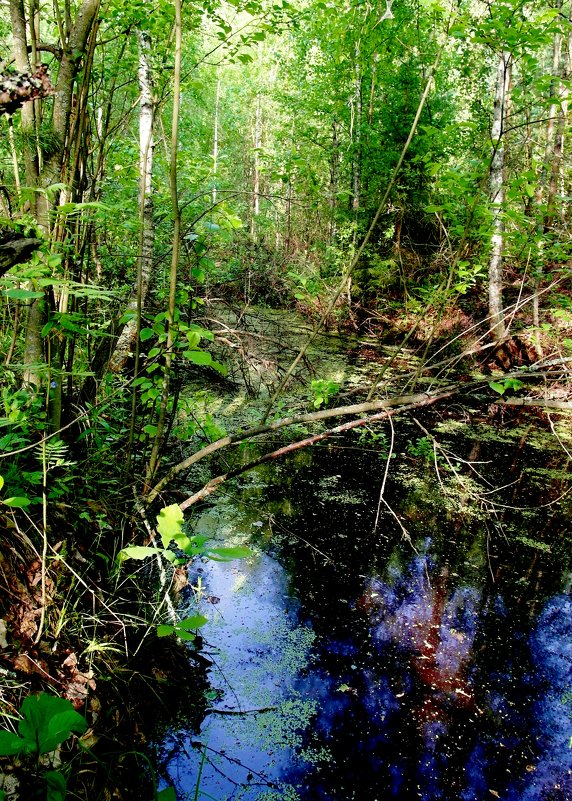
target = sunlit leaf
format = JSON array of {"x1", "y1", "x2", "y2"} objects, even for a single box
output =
[
  {"x1": 3, "y1": 496, "x2": 31, "y2": 508},
  {"x1": 207, "y1": 546, "x2": 251, "y2": 561},
  {"x1": 177, "y1": 614, "x2": 208, "y2": 630},
  {"x1": 156, "y1": 504, "x2": 184, "y2": 548},
  {"x1": 4, "y1": 288, "x2": 44, "y2": 299},
  {"x1": 117, "y1": 545, "x2": 163, "y2": 562}
]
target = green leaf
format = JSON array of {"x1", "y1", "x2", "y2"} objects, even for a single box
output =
[
  {"x1": 0, "y1": 475, "x2": 3, "y2": 492},
  {"x1": 210, "y1": 360, "x2": 227, "y2": 376},
  {"x1": 140, "y1": 328, "x2": 154, "y2": 341},
  {"x1": 177, "y1": 614, "x2": 208, "y2": 630},
  {"x1": 157, "y1": 788, "x2": 177, "y2": 801},
  {"x1": 0, "y1": 730, "x2": 28, "y2": 756},
  {"x1": 207, "y1": 545, "x2": 251, "y2": 561},
  {"x1": 45, "y1": 770, "x2": 67, "y2": 801},
  {"x1": 156, "y1": 625, "x2": 175, "y2": 637},
  {"x1": 175, "y1": 630, "x2": 196, "y2": 641},
  {"x1": 489, "y1": 381, "x2": 505, "y2": 396},
  {"x1": 188, "y1": 324, "x2": 214, "y2": 342},
  {"x1": 176, "y1": 535, "x2": 199, "y2": 556},
  {"x1": 156, "y1": 504, "x2": 184, "y2": 548},
  {"x1": 184, "y1": 350, "x2": 212, "y2": 366},
  {"x1": 4, "y1": 288, "x2": 45, "y2": 299},
  {"x1": 117, "y1": 545, "x2": 164, "y2": 562},
  {"x1": 3, "y1": 496, "x2": 31, "y2": 508},
  {"x1": 18, "y1": 694, "x2": 87, "y2": 754}
]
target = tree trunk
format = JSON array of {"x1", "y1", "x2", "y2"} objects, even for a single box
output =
[
  {"x1": 251, "y1": 44, "x2": 263, "y2": 237},
  {"x1": 10, "y1": 0, "x2": 101, "y2": 388},
  {"x1": 212, "y1": 71, "x2": 220, "y2": 206},
  {"x1": 145, "y1": 0, "x2": 182, "y2": 482},
  {"x1": 533, "y1": 17, "x2": 565, "y2": 354},
  {"x1": 488, "y1": 50, "x2": 511, "y2": 343},
  {"x1": 109, "y1": 29, "x2": 155, "y2": 373},
  {"x1": 352, "y1": 41, "x2": 362, "y2": 212},
  {"x1": 327, "y1": 119, "x2": 339, "y2": 246}
]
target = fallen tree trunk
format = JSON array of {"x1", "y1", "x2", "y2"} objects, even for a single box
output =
[
  {"x1": 143, "y1": 388, "x2": 457, "y2": 505},
  {"x1": 177, "y1": 390, "x2": 456, "y2": 511},
  {"x1": 145, "y1": 365, "x2": 571, "y2": 510}
]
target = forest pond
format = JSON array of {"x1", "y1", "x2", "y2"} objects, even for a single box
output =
[{"x1": 157, "y1": 413, "x2": 572, "y2": 801}]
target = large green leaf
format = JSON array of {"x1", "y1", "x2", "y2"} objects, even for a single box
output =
[
  {"x1": 117, "y1": 545, "x2": 164, "y2": 562},
  {"x1": 157, "y1": 788, "x2": 176, "y2": 801},
  {"x1": 0, "y1": 730, "x2": 28, "y2": 756},
  {"x1": 177, "y1": 614, "x2": 208, "y2": 630},
  {"x1": 207, "y1": 546, "x2": 251, "y2": 562},
  {"x1": 156, "y1": 504, "x2": 184, "y2": 548},
  {"x1": 45, "y1": 770, "x2": 67, "y2": 801},
  {"x1": 3, "y1": 496, "x2": 31, "y2": 508},
  {"x1": 18, "y1": 694, "x2": 87, "y2": 754},
  {"x1": 4, "y1": 288, "x2": 45, "y2": 300},
  {"x1": 183, "y1": 350, "x2": 212, "y2": 366}
]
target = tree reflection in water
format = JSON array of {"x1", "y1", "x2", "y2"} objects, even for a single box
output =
[{"x1": 293, "y1": 543, "x2": 572, "y2": 801}]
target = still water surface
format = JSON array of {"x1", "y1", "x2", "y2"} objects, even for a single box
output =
[{"x1": 159, "y1": 419, "x2": 572, "y2": 801}]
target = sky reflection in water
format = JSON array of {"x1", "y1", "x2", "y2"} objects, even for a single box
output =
[{"x1": 160, "y1": 455, "x2": 572, "y2": 801}]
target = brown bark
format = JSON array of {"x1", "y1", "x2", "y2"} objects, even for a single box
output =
[{"x1": 0, "y1": 235, "x2": 41, "y2": 277}]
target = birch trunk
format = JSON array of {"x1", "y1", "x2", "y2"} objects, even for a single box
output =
[
  {"x1": 251, "y1": 45, "x2": 263, "y2": 237},
  {"x1": 488, "y1": 50, "x2": 511, "y2": 343},
  {"x1": 533, "y1": 18, "x2": 564, "y2": 353},
  {"x1": 352, "y1": 41, "x2": 362, "y2": 212},
  {"x1": 146, "y1": 0, "x2": 182, "y2": 482},
  {"x1": 212, "y1": 72, "x2": 220, "y2": 206},
  {"x1": 110, "y1": 29, "x2": 155, "y2": 373}
]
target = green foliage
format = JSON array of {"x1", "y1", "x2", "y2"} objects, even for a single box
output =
[
  {"x1": 0, "y1": 693, "x2": 87, "y2": 801},
  {"x1": 489, "y1": 378, "x2": 525, "y2": 396},
  {"x1": 309, "y1": 378, "x2": 340, "y2": 409},
  {"x1": 157, "y1": 788, "x2": 176, "y2": 801},
  {"x1": 0, "y1": 693, "x2": 87, "y2": 757},
  {"x1": 118, "y1": 503, "x2": 250, "y2": 640},
  {"x1": 118, "y1": 502, "x2": 252, "y2": 564},
  {"x1": 407, "y1": 436, "x2": 434, "y2": 462},
  {"x1": 157, "y1": 614, "x2": 208, "y2": 641},
  {"x1": 118, "y1": 500, "x2": 250, "y2": 561}
]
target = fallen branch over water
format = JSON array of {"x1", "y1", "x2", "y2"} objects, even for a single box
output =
[
  {"x1": 144, "y1": 388, "x2": 456, "y2": 505},
  {"x1": 499, "y1": 398, "x2": 572, "y2": 410},
  {"x1": 145, "y1": 367, "x2": 572, "y2": 511},
  {"x1": 178, "y1": 391, "x2": 455, "y2": 511}
]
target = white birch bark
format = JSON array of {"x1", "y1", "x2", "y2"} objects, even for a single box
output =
[
  {"x1": 212, "y1": 73, "x2": 220, "y2": 205},
  {"x1": 251, "y1": 44, "x2": 263, "y2": 235},
  {"x1": 352, "y1": 41, "x2": 362, "y2": 212},
  {"x1": 110, "y1": 29, "x2": 154, "y2": 372},
  {"x1": 488, "y1": 50, "x2": 511, "y2": 343}
]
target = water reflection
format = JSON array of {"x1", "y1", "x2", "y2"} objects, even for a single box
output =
[{"x1": 158, "y1": 433, "x2": 572, "y2": 801}]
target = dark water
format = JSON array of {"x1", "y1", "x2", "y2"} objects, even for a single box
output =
[{"x1": 158, "y1": 414, "x2": 572, "y2": 801}]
